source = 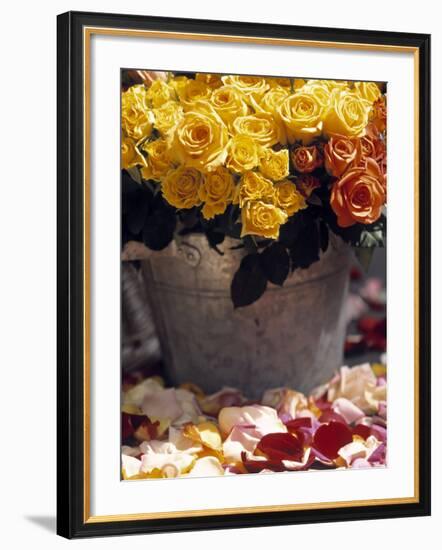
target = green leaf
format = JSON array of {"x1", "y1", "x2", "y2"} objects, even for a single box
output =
[
  {"x1": 231, "y1": 254, "x2": 267, "y2": 308},
  {"x1": 354, "y1": 247, "x2": 375, "y2": 272},
  {"x1": 289, "y1": 213, "x2": 320, "y2": 270},
  {"x1": 126, "y1": 166, "x2": 142, "y2": 184},
  {"x1": 260, "y1": 243, "x2": 290, "y2": 286},
  {"x1": 126, "y1": 192, "x2": 151, "y2": 235},
  {"x1": 142, "y1": 202, "x2": 176, "y2": 251},
  {"x1": 319, "y1": 221, "x2": 329, "y2": 253},
  {"x1": 205, "y1": 228, "x2": 225, "y2": 252},
  {"x1": 122, "y1": 170, "x2": 141, "y2": 194}
]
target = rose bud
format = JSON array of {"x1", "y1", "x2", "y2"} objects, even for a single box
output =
[{"x1": 291, "y1": 145, "x2": 322, "y2": 173}]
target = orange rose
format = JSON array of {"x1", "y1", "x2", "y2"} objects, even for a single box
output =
[
  {"x1": 296, "y1": 175, "x2": 321, "y2": 198},
  {"x1": 370, "y1": 97, "x2": 387, "y2": 133},
  {"x1": 360, "y1": 123, "x2": 386, "y2": 165},
  {"x1": 324, "y1": 134, "x2": 362, "y2": 177},
  {"x1": 330, "y1": 158, "x2": 386, "y2": 227},
  {"x1": 291, "y1": 145, "x2": 322, "y2": 173}
]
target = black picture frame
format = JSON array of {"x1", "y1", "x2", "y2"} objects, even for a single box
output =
[{"x1": 57, "y1": 10, "x2": 431, "y2": 539}]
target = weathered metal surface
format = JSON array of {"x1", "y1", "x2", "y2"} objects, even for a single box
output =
[
  {"x1": 121, "y1": 263, "x2": 161, "y2": 372},
  {"x1": 139, "y1": 234, "x2": 352, "y2": 399}
]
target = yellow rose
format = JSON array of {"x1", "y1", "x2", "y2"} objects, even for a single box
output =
[
  {"x1": 278, "y1": 92, "x2": 323, "y2": 144},
  {"x1": 146, "y1": 80, "x2": 174, "y2": 108},
  {"x1": 323, "y1": 89, "x2": 371, "y2": 137},
  {"x1": 121, "y1": 85, "x2": 153, "y2": 141},
  {"x1": 299, "y1": 81, "x2": 332, "y2": 109},
  {"x1": 259, "y1": 148, "x2": 289, "y2": 181},
  {"x1": 140, "y1": 139, "x2": 173, "y2": 181},
  {"x1": 225, "y1": 134, "x2": 260, "y2": 174},
  {"x1": 169, "y1": 75, "x2": 188, "y2": 97},
  {"x1": 198, "y1": 166, "x2": 235, "y2": 219},
  {"x1": 233, "y1": 113, "x2": 283, "y2": 148},
  {"x1": 252, "y1": 86, "x2": 289, "y2": 117},
  {"x1": 210, "y1": 85, "x2": 249, "y2": 126},
  {"x1": 170, "y1": 105, "x2": 228, "y2": 170},
  {"x1": 241, "y1": 200, "x2": 287, "y2": 239},
  {"x1": 176, "y1": 79, "x2": 212, "y2": 109},
  {"x1": 161, "y1": 166, "x2": 203, "y2": 209},
  {"x1": 153, "y1": 101, "x2": 183, "y2": 136},
  {"x1": 121, "y1": 136, "x2": 146, "y2": 170},
  {"x1": 266, "y1": 77, "x2": 292, "y2": 90},
  {"x1": 305, "y1": 79, "x2": 349, "y2": 92},
  {"x1": 221, "y1": 75, "x2": 269, "y2": 100},
  {"x1": 235, "y1": 171, "x2": 276, "y2": 207},
  {"x1": 353, "y1": 82, "x2": 382, "y2": 104},
  {"x1": 195, "y1": 73, "x2": 223, "y2": 89},
  {"x1": 275, "y1": 180, "x2": 307, "y2": 216}
]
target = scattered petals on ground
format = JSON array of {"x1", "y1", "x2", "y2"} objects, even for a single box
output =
[{"x1": 122, "y1": 362, "x2": 387, "y2": 479}]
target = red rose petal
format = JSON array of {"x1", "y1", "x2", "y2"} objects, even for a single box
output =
[
  {"x1": 352, "y1": 424, "x2": 372, "y2": 440},
  {"x1": 285, "y1": 417, "x2": 312, "y2": 430},
  {"x1": 241, "y1": 451, "x2": 286, "y2": 473},
  {"x1": 319, "y1": 410, "x2": 348, "y2": 425},
  {"x1": 257, "y1": 432, "x2": 304, "y2": 462},
  {"x1": 121, "y1": 412, "x2": 158, "y2": 441},
  {"x1": 312, "y1": 421, "x2": 353, "y2": 460}
]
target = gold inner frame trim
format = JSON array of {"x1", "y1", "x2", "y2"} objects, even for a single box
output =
[{"x1": 82, "y1": 26, "x2": 420, "y2": 524}]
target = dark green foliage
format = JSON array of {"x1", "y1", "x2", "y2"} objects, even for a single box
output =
[
  {"x1": 231, "y1": 254, "x2": 268, "y2": 308},
  {"x1": 260, "y1": 242, "x2": 290, "y2": 286}
]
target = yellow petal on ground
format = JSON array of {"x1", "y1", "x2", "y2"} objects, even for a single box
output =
[
  {"x1": 121, "y1": 403, "x2": 142, "y2": 415},
  {"x1": 371, "y1": 363, "x2": 387, "y2": 377},
  {"x1": 183, "y1": 421, "x2": 223, "y2": 452},
  {"x1": 187, "y1": 456, "x2": 225, "y2": 477},
  {"x1": 154, "y1": 417, "x2": 171, "y2": 437}
]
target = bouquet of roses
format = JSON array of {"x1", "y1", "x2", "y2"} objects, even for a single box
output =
[{"x1": 122, "y1": 72, "x2": 386, "y2": 307}]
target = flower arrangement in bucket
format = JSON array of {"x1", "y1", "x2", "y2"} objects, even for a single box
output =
[
  {"x1": 121, "y1": 71, "x2": 387, "y2": 397},
  {"x1": 122, "y1": 72, "x2": 386, "y2": 307}
]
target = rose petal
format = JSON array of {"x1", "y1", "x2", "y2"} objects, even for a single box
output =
[
  {"x1": 318, "y1": 409, "x2": 348, "y2": 425},
  {"x1": 174, "y1": 388, "x2": 203, "y2": 425},
  {"x1": 168, "y1": 426, "x2": 203, "y2": 454},
  {"x1": 122, "y1": 445, "x2": 141, "y2": 458},
  {"x1": 140, "y1": 440, "x2": 196, "y2": 476},
  {"x1": 223, "y1": 425, "x2": 262, "y2": 462},
  {"x1": 123, "y1": 378, "x2": 164, "y2": 409},
  {"x1": 352, "y1": 424, "x2": 372, "y2": 440},
  {"x1": 285, "y1": 417, "x2": 312, "y2": 430},
  {"x1": 257, "y1": 432, "x2": 304, "y2": 462},
  {"x1": 218, "y1": 405, "x2": 286, "y2": 438},
  {"x1": 198, "y1": 387, "x2": 246, "y2": 416},
  {"x1": 327, "y1": 364, "x2": 378, "y2": 413},
  {"x1": 332, "y1": 398, "x2": 365, "y2": 424},
  {"x1": 122, "y1": 454, "x2": 142, "y2": 479},
  {"x1": 351, "y1": 458, "x2": 372, "y2": 469},
  {"x1": 367, "y1": 442, "x2": 386, "y2": 465},
  {"x1": 186, "y1": 456, "x2": 225, "y2": 477},
  {"x1": 261, "y1": 388, "x2": 308, "y2": 420},
  {"x1": 337, "y1": 440, "x2": 370, "y2": 466},
  {"x1": 141, "y1": 388, "x2": 183, "y2": 423},
  {"x1": 313, "y1": 421, "x2": 353, "y2": 460},
  {"x1": 183, "y1": 421, "x2": 223, "y2": 451},
  {"x1": 122, "y1": 412, "x2": 161, "y2": 442}
]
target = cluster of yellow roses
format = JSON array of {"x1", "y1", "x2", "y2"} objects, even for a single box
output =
[{"x1": 122, "y1": 73, "x2": 384, "y2": 239}]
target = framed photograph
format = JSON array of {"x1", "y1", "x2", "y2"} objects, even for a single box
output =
[{"x1": 57, "y1": 11, "x2": 431, "y2": 538}]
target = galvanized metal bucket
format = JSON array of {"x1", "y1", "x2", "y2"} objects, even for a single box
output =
[{"x1": 138, "y1": 234, "x2": 352, "y2": 399}]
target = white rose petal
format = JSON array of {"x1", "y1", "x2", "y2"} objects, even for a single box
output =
[
  {"x1": 187, "y1": 457, "x2": 225, "y2": 477},
  {"x1": 122, "y1": 454, "x2": 142, "y2": 479},
  {"x1": 140, "y1": 440, "x2": 195, "y2": 476}
]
